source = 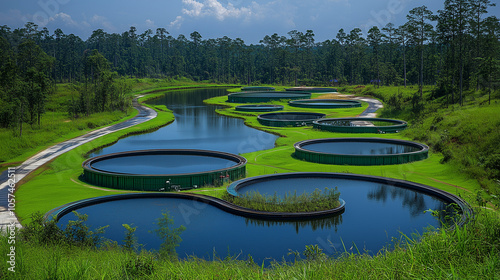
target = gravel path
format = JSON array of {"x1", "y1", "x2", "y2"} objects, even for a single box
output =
[{"x1": 351, "y1": 96, "x2": 384, "y2": 117}]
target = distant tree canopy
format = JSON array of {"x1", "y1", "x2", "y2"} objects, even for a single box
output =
[{"x1": 0, "y1": 1, "x2": 499, "y2": 134}]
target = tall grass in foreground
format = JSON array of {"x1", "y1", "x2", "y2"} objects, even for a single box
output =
[
  {"x1": 221, "y1": 187, "x2": 341, "y2": 212},
  {"x1": 1, "y1": 208, "x2": 499, "y2": 279}
]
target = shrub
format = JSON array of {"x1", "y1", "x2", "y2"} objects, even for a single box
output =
[
  {"x1": 19, "y1": 212, "x2": 64, "y2": 245},
  {"x1": 123, "y1": 252, "x2": 156, "y2": 277},
  {"x1": 152, "y1": 210, "x2": 186, "y2": 261},
  {"x1": 62, "y1": 211, "x2": 108, "y2": 247}
]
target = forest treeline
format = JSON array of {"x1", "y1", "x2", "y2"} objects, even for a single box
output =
[{"x1": 0, "y1": 1, "x2": 499, "y2": 134}]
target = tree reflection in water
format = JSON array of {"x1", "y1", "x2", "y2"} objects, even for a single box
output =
[
  {"x1": 367, "y1": 184, "x2": 462, "y2": 226},
  {"x1": 367, "y1": 184, "x2": 427, "y2": 217},
  {"x1": 244, "y1": 214, "x2": 343, "y2": 234}
]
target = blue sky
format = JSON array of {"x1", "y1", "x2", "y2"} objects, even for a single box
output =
[{"x1": 1, "y1": 0, "x2": 498, "y2": 43}]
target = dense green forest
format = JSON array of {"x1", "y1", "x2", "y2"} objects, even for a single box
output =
[{"x1": 0, "y1": 1, "x2": 499, "y2": 134}]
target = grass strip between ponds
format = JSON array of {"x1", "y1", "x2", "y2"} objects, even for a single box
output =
[{"x1": 221, "y1": 187, "x2": 341, "y2": 213}]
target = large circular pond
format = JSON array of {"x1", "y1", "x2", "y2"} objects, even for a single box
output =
[
  {"x1": 294, "y1": 138, "x2": 429, "y2": 165},
  {"x1": 289, "y1": 99, "x2": 362, "y2": 108},
  {"x1": 258, "y1": 112, "x2": 326, "y2": 127},
  {"x1": 83, "y1": 149, "x2": 246, "y2": 191},
  {"x1": 51, "y1": 173, "x2": 469, "y2": 265},
  {"x1": 314, "y1": 118, "x2": 407, "y2": 133},
  {"x1": 227, "y1": 91, "x2": 311, "y2": 103}
]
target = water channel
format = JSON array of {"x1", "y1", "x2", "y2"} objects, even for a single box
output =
[{"x1": 90, "y1": 88, "x2": 277, "y2": 156}]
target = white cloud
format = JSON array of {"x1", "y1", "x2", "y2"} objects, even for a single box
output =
[
  {"x1": 48, "y1": 12, "x2": 78, "y2": 26},
  {"x1": 169, "y1": 15, "x2": 184, "y2": 29},
  {"x1": 182, "y1": 0, "x2": 204, "y2": 17},
  {"x1": 181, "y1": 0, "x2": 253, "y2": 21},
  {"x1": 145, "y1": 19, "x2": 156, "y2": 28},
  {"x1": 88, "y1": 14, "x2": 115, "y2": 31}
]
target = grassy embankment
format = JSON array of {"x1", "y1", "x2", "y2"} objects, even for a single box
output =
[{"x1": 8, "y1": 84, "x2": 500, "y2": 279}]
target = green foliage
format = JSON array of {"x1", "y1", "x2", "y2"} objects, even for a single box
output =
[
  {"x1": 2, "y1": 5, "x2": 498, "y2": 89},
  {"x1": 123, "y1": 251, "x2": 156, "y2": 277},
  {"x1": 404, "y1": 103, "x2": 500, "y2": 194},
  {"x1": 122, "y1": 224, "x2": 140, "y2": 252},
  {"x1": 222, "y1": 187, "x2": 341, "y2": 213},
  {"x1": 19, "y1": 212, "x2": 64, "y2": 245},
  {"x1": 0, "y1": 82, "x2": 135, "y2": 166},
  {"x1": 0, "y1": 36, "x2": 54, "y2": 137},
  {"x1": 63, "y1": 211, "x2": 108, "y2": 247},
  {"x1": 19, "y1": 211, "x2": 107, "y2": 248},
  {"x1": 68, "y1": 50, "x2": 132, "y2": 117},
  {"x1": 303, "y1": 245, "x2": 327, "y2": 261},
  {"x1": 152, "y1": 210, "x2": 186, "y2": 261}
]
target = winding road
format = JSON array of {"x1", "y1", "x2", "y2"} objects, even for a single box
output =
[
  {"x1": 0, "y1": 91, "x2": 382, "y2": 230},
  {"x1": 354, "y1": 96, "x2": 384, "y2": 117},
  {"x1": 0, "y1": 97, "x2": 156, "y2": 229}
]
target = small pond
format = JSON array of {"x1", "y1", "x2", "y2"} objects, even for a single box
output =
[{"x1": 302, "y1": 141, "x2": 420, "y2": 155}]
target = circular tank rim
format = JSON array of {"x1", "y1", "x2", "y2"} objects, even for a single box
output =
[
  {"x1": 257, "y1": 112, "x2": 326, "y2": 122},
  {"x1": 227, "y1": 172, "x2": 472, "y2": 227},
  {"x1": 314, "y1": 117, "x2": 408, "y2": 128},
  {"x1": 241, "y1": 86, "x2": 276, "y2": 91},
  {"x1": 44, "y1": 191, "x2": 345, "y2": 222},
  {"x1": 227, "y1": 91, "x2": 312, "y2": 103},
  {"x1": 83, "y1": 149, "x2": 247, "y2": 177},
  {"x1": 235, "y1": 104, "x2": 284, "y2": 112},
  {"x1": 228, "y1": 91, "x2": 312, "y2": 97},
  {"x1": 289, "y1": 99, "x2": 362, "y2": 108},
  {"x1": 286, "y1": 87, "x2": 338, "y2": 92},
  {"x1": 294, "y1": 138, "x2": 429, "y2": 157}
]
